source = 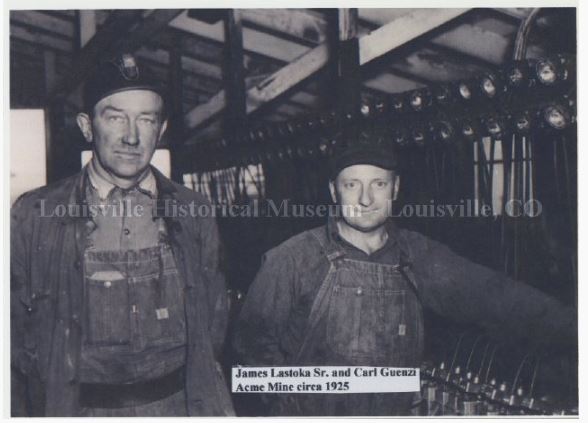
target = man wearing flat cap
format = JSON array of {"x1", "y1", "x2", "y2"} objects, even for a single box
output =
[
  {"x1": 11, "y1": 53, "x2": 234, "y2": 416},
  {"x1": 233, "y1": 134, "x2": 576, "y2": 416}
]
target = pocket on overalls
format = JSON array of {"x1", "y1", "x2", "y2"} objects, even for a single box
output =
[
  {"x1": 379, "y1": 289, "x2": 408, "y2": 362},
  {"x1": 133, "y1": 269, "x2": 186, "y2": 345},
  {"x1": 86, "y1": 277, "x2": 130, "y2": 345},
  {"x1": 327, "y1": 286, "x2": 406, "y2": 361},
  {"x1": 327, "y1": 285, "x2": 362, "y2": 358}
]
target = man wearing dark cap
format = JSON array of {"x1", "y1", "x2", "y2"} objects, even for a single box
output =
[
  {"x1": 233, "y1": 135, "x2": 575, "y2": 416},
  {"x1": 11, "y1": 53, "x2": 234, "y2": 416}
]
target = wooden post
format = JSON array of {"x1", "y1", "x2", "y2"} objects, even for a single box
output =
[
  {"x1": 168, "y1": 32, "x2": 185, "y2": 183},
  {"x1": 79, "y1": 10, "x2": 97, "y2": 48},
  {"x1": 335, "y1": 8, "x2": 360, "y2": 129},
  {"x1": 44, "y1": 49, "x2": 60, "y2": 183},
  {"x1": 223, "y1": 9, "x2": 246, "y2": 145},
  {"x1": 43, "y1": 50, "x2": 57, "y2": 95}
]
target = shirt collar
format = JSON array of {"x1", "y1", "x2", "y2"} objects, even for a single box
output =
[
  {"x1": 86, "y1": 159, "x2": 157, "y2": 200},
  {"x1": 327, "y1": 216, "x2": 398, "y2": 256}
]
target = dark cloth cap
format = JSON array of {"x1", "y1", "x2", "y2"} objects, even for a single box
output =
[
  {"x1": 83, "y1": 53, "x2": 165, "y2": 112},
  {"x1": 329, "y1": 131, "x2": 399, "y2": 180}
]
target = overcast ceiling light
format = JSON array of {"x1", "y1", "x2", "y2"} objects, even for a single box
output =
[
  {"x1": 461, "y1": 121, "x2": 477, "y2": 140},
  {"x1": 318, "y1": 139, "x2": 330, "y2": 155},
  {"x1": 360, "y1": 103, "x2": 371, "y2": 117},
  {"x1": 394, "y1": 128, "x2": 410, "y2": 147},
  {"x1": 375, "y1": 100, "x2": 386, "y2": 114},
  {"x1": 458, "y1": 82, "x2": 473, "y2": 100},
  {"x1": 544, "y1": 105, "x2": 570, "y2": 129},
  {"x1": 535, "y1": 58, "x2": 558, "y2": 85},
  {"x1": 390, "y1": 96, "x2": 405, "y2": 113},
  {"x1": 485, "y1": 117, "x2": 504, "y2": 138},
  {"x1": 506, "y1": 61, "x2": 529, "y2": 88},
  {"x1": 411, "y1": 126, "x2": 428, "y2": 146},
  {"x1": 514, "y1": 112, "x2": 532, "y2": 133},
  {"x1": 480, "y1": 73, "x2": 501, "y2": 98},
  {"x1": 410, "y1": 93, "x2": 423, "y2": 110},
  {"x1": 434, "y1": 84, "x2": 452, "y2": 104},
  {"x1": 436, "y1": 121, "x2": 454, "y2": 142},
  {"x1": 408, "y1": 89, "x2": 431, "y2": 111}
]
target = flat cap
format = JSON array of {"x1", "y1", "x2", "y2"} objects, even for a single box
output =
[
  {"x1": 329, "y1": 130, "x2": 399, "y2": 180},
  {"x1": 83, "y1": 53, "x2": 165, "y2": 112}
]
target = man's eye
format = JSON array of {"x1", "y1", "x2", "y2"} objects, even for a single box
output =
[
  {"x1": 344, "y1": 182, "x2": 357, "y2": 189},
  {"x1": 139, "y1": 118, "x2": 156, "y2": 124},
  {"x1": 374, "y1": 181, "x2": 388, "y2": 188},
  {"x1": 108, "y1": 116, "x2": 125, "y2": 123}
]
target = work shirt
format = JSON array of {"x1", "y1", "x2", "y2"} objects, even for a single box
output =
[
  {"x1": 233, "y1": 218, "x2": 576, "y2": 416},
  {"x1": 85, "y1": 160, "x2": 161, "y2": 251}
]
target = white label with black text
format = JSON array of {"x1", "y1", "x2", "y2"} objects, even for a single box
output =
[{"x1": 232, "y1": 366, "x2": 420, "y2": 394}]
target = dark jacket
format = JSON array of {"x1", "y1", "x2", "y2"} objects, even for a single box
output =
[
  {"x1": 234, "y1": 220, "x2": 576, "y2": 415},
  {"x1": 11, "y1": 167, "x2": 235, "y2": 416}
]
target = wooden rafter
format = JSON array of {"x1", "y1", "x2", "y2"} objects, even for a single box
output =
[
  {"x1": 78, "y1": 10, "x2": 96, "y2": 48},
  {"x1": 363, "y1": 73, "x2": 425, "y2": 94},
  {"x1": 358, "y1": 9, "x2": 470, "y2": 65},
  {"x1": 222, "y1": 10, "x2": 247, "y2": 141},
  {"x1": 10, "y1": 23, "x2": 72, "y2": 52},
  {"x1": 429, "y1": 22, "x2": 544, "y2": 65},
  {"x1": 240, "y1": 9, "x2": 328, "y2": 44},
  {"x1": 183, "y1": 8, "x2": 471, "y2": 135},
  {"x1": 169, "y1": 12, "x2": 312, "y2": 63},
  {"x1": 10, "y1": 11, "x2": 74, "y2": 38}
]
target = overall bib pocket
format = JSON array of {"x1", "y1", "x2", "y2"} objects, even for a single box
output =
[
  {"x1": 327, "y1": 285, "x2": 406, "y2": 362},
  {"x1": 132, "y1": 268, "x2": 186, "y2": 345},
  {"x1": 86, "y1": 276, "x2": 131, "y2": 345}
]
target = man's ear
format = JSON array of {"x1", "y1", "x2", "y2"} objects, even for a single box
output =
[
  {"x1": 392, "y1": 175, "x2": 400, "y2": 201},
  {"x1": 329, "y1": 180, "x2": 337, "y2": 204},
  {"x1": 76, "y1": 113, "x2": 93, "y2": 143}
]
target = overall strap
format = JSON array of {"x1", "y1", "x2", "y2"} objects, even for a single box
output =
[
  {"x1": 397, "y1": 232, "x2": 422, "y2": 303},
  {"x1": 295, "y1": 227, "x2": 344, "y2": 361}
]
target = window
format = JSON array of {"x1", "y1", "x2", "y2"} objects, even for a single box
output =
[
  {"x1": 183, "y1": 164, "x2": 265, "y2": 205},
  {"x1": 473, "y1": 136, "x2": 534, "y2": 216},
  {"x1": 10, "y1": 109, "x2": 46, "y2": 205}
]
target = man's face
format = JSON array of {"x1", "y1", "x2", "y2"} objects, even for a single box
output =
[
  {"x1": 330, "y1": 164, "x2": 399, "y2": 233},
  {"x1": 77, "y1": 90, "x2": 167, "y2": 183}
]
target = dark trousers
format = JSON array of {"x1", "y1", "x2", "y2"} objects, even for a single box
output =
[{"x1": 81, "y1": 390, "x2": 187, "y2": 417}]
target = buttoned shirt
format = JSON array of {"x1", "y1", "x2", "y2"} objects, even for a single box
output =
[{"x1": 85, "y1": 160, "x2": 162, "y2": 251}]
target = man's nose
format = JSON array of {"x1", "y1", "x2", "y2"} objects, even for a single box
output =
[
  {"x1": 358, "y1": 184, "x2": 373, "y2": 207},
  {"x1": 122, "y1": 122, "x2": 139, "y2": 146}
]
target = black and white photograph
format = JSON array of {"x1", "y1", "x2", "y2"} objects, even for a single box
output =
[{"x1": 5, "y1": 3, "x2": 579, "y2": 418}]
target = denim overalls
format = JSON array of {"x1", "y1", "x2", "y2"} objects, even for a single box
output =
[
  {"x1": 79, "y1": 181, "x2": 188, "y2": 416},
  {"x1": 276, "y1": 226, "x2": 424, "y2": 416}
]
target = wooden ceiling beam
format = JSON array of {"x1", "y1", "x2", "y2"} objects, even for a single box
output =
[
  {"x1": 10, "y1": 11, "x2": 74, "y2": 38},
  {"x1": 240, "y1": 9, "x2": 328, "y2": 44},
  {"x1": 358, "y1": 8, "x2": 470, "y2": 65},
  {"x1": 183, "y1": 8, "x2": 470, "y2": 132},
  {"x1": 10, "y1": 24, "x2": 72, "y2": 52},
  {"x1": 363, "y1": 73, "x2": 425, "y2": 94},
  {"x1": 429, "y1": 22, "x2": 544, "y2": 65},
  {"x1": 385, "y1": 68, "x2": 435, "y2": 86},
  {"x1": 78, "y1": 10, "x2": 96, "y2": 48},
  {"x1": 136, "y1": 47, "x2": 223, "y2": 80},
  {"x1": 140, "y1": 56, "x2": 222, "y2": 95},
  {"x1": 492, "y1": 8, "x2": 534, "y2": 21},
  {"x1": 425, "y1": 42, "x2": 499, "y2": 71},
  {"x1": 170, "y1": 12, "x2": 312, "y2": 63},
  {"x1": 389, "y1": 48, "x2": 486, "y2": 83}
]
